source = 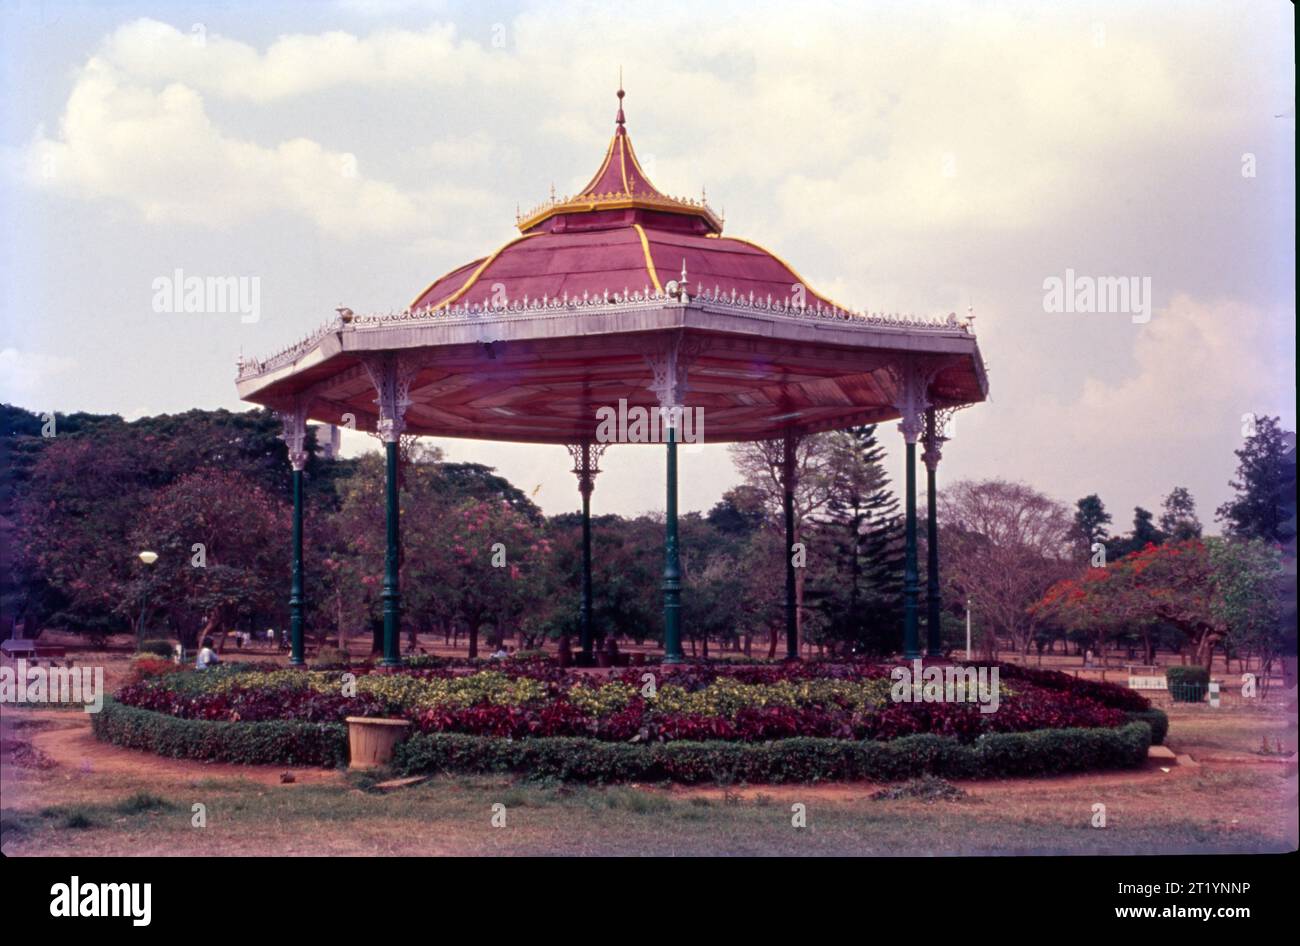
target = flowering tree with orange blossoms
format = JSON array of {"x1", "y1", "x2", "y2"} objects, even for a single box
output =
[{"x1": 1032, "y1": 537, "x2": 1281, "y2": 670}]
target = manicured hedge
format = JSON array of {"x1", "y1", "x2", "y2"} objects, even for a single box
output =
[
  {"x1": 92, "y1": 698, "x2": 346, "y2": 767},
  {"x1": 1165, "y1": 666, "x2": 1210, "y2": 703},
  {"x1": 1124, "y1": 708, "x2": 1168, "y2": 745},
  {"x1": 390, "y1": 722, "x2": 1153, "y2": 784}
]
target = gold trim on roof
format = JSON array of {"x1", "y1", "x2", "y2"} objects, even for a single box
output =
[
  {"x1": 411, "y1": 233, "x2": 541, "y2": 310},
  {"x1": 632, "y1": 223, "x2": 663, "y2": 293},
  {"x1": 517, "y1": 126, "x2": 723, "y2": 233},
  {"x1": 578, "y1": 135, "x2": 618, "y2": 196},
  {"x1": 617, "y1": 135, "x2": 630, "y2": 193},
  {"x1": 722, "y1": 235, "x2": 854, "y2": 314},
  {"x1": 517, "y1": 190, "x2": 723, "y2": 233}
]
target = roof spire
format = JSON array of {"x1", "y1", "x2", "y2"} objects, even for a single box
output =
[{"x1": 615, "y1": 69, "x2": 626, "y2": 135}]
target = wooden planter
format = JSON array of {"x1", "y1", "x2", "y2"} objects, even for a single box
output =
[{"x1": 345, "y1": 717, "x2": 411, "y2": 770}]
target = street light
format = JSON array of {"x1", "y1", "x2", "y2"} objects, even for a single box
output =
[
  {"x1": 136, "y1": 551, "x2": 158, "y2": 646},
  {"x1": 965, "y1": 596, "x2": 973, "y2": 661}
]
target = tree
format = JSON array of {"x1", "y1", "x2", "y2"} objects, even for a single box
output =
[
  {"x1": 9, "y1": 406, "x2": 322, "y2": 638},
  {"x1": 1159, "y1": 486, "x2": 1202, "y2": 541},
  {"x1": 729, "y1": 435, "x2": 837, "y2": 656},
  {"x1": 127, "y1": 470, "x2": 288, "y2": 650},
  {"x1": 1126, "y1": 507, "x2": 1166, "y2": 554},
  {"x1": 1217, "y1": 415, "x2": 1296, "y2": 544},
  {"x1": 939, "y1": 479, "x2": 1075, "y2": 657},
  {"x1": 1210, "y1": 538, "x2": 1287, "y2": 688},
  {"x1": 706, "y1": 486, "x2": 768, "y2": 536},
  {"x1": 1071, "y1": 494, "x2": 1112, "y2": 561},
  {"x1": 1034, "y1": 537, "x2": 1283, "y2": 670},
  {"x1": 806, "y1": 425, "x2": 903, "y2": 655},
  {"x1": 431, "y1": 498, "x2": 551, "y2": 658}
]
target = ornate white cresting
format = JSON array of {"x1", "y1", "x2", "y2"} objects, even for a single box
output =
[
  {"x1": 236, "y1": 292, "x2": 974, "y2": 383},
  {"x1": 364, "y1": 354, "x2": 423, "y2": 443}
]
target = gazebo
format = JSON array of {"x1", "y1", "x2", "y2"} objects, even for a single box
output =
[{"x1": 235, "y1": 88, "x2": 989, "y2": 668}]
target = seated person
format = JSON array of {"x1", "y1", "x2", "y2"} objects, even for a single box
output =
[{"x1": 196, "y1": 637, "x2": 221, "y2": 670}]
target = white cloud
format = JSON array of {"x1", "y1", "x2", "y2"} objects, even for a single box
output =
[
  {"x1": 98, "y1": 18, "x2": 516, "y2": 103},
  {"x1": 22, "y1": 55, "x2": 489, "y2": 237}
]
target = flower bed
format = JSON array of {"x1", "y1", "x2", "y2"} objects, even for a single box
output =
[
  {"x1": 91, "y1": 698, "x2": 1153, "y2": 782},
  {"x1": 111, "y1": 658, "x2": 1159, "y2": 746}
]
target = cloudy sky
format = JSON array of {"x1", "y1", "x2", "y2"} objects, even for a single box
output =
[{"x1": 1, "y1": 0, "x2": 1294, "y2": 529}]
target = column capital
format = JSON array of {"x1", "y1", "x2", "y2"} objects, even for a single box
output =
[
  {"x1": 922, "y1": 405, "x2": 963, "y2": 470},
  {"x1": 888, "y1": 359, "x2": 939, "y2": 444},
  {"x1": 566, "y1": 442, "x2": 608, "y2": 497},
  {"x1": 276, "y1": 400, "x2": 311, "y2": 471},
  {"x1": 642, "y1": 333, "x2": 706, "y2": 420},
  {"x1": 364, "y1": 354, "x2": 423, "y2": 443}
]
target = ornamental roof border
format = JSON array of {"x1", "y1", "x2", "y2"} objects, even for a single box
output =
[{"x1": 235, "y1": 287, "x2": 976, "y2": 382}]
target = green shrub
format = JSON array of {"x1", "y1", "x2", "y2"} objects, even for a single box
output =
[
  {"x1": 312, "y1": 646, "x2": 349, "y2": 668},
  {"x1": 137, "y1": 639, "x2": 176, "y2": 659},
  {"x1": 1165, "y1": 666, "x2": 1209, "y2": 703},
  {"x1": 391, "y1": 723, "x2": 1152, "y2": 784},
  {"x1": 92, "y1": 698, "x2": 346, "y2": 767},
  {"x1": 1124, "y1": 708, "x2": 1169, "y2": 745}
]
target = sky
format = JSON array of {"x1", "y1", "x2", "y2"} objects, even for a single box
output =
[{"x1": 0, "y1": 0, "x2": 1294, "y2": 530}]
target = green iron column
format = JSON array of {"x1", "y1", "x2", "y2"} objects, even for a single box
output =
[
  {"x1": 366, "y1": 354, "x2": 416, "y2": 669},
  {"x1": 581, "y1": 481, "x2": 594, "y2": 657},
  {"x1": 569, "y1": 442, "x2": 604, "y2": 665},
  {"x1": 896, "y1": 363, "x2": 928, "y2": 661},
  {"x1": 289, "y1": 464, "x2": 306, "y2": 666},
  {"x1": 923, "y1": 408, "x2": 945, "y2": 658},
  {"x1": 279, "y1": 404, "x2": 310, "y2": 668},
  {"x1": 381, "y1": 438, "x2": 402, "y2": 666},
  {"x1": 782, "y1": 433, "x2": 799, "y2": 661},
  {"x1": 903, "y1": 437, "x2": 921, "y2": 659},
  {"x1": 663, "y1": 420, "x2": 684, "y2": 664}
]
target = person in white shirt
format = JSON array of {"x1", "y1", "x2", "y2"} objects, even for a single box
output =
[{"x1": 196, "y1": 637, "x2": 221, "y2": 670}]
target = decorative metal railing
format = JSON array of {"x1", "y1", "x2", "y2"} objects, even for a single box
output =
[{"x1": 236, "y1": 287, "x2": 975, "y2": 381}]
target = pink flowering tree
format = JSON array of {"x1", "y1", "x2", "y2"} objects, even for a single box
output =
[{"x1": 429, "y1": 498, "x2": 552, "y2": 657}]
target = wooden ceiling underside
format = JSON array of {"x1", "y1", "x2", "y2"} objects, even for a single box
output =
[{"x1": 265, "y1": 330, "x2": 983, "y2": 444}]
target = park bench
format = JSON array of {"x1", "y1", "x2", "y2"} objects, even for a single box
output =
[
  {"x1": 0, "y1": 639, "x2": 67, "y2": 659},
  {"x1": 1127, "y1": 673, "x2": 1167, "y2": 691}
]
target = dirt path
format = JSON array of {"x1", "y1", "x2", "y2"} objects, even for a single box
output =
[{"x1": 1, "y1": 708, "x2": 342, "y2": 809}]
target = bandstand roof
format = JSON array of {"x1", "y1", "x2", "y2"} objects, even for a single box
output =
[{"x1": 235, "y1": 90, "x2": 988, "y2": 445}]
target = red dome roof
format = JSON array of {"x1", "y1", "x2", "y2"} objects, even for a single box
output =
[{"x1": 410, "y1": 90, "x2": 840, "y2": 314}]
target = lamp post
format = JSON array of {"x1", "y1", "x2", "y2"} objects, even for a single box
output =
[
  {"x1": 136, "y1": 550, "x2": 158, "y2": 648},
  {"x1": 965, "y1": 596, "x2": 972, "y2": 661}
]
